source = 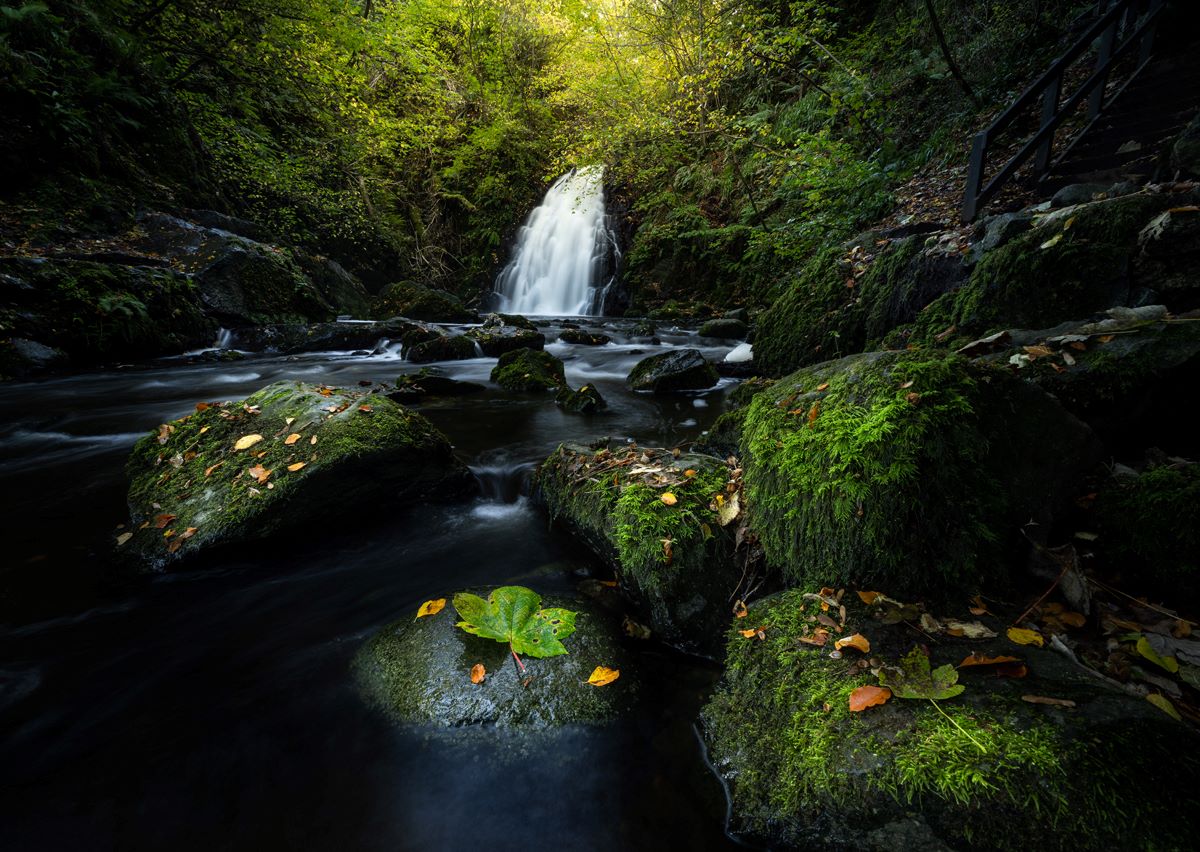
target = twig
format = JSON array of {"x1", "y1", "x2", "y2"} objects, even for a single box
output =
[
  {"x1": 1012, "y1": 559, "x2": 1070, "y2": 628},
  {"x1": 1086, "y1": 577, "x2": 1198, "y2": 627}
]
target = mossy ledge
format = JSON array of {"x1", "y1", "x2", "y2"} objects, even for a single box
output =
[
  {"x1": 740, "y1": 350, "x2": 1098, "y2": 596},
  {"x1": 122, "y1": 380, "x2": 473, "y2": 569},
  {"x1": 702, "y1": 590, "x2": 1200, "y2": 851}
]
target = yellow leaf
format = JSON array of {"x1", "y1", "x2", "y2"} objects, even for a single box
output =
[
  {"x1": 287, "y1": 462, "x2": 306, "y2": 472},
  {"x1": 834, "y1": 633, "x2": 871, "y2": 653},
  {"x1": 1136, "y1": 635, "x2": 1179, "y2": 673},
  {"x1": 416, "y1": 598, "x2": 446, "y2": 618},
  {"x1": 1007, "y1": 627, "x2": 1045, "y2": 647},
  {"x1": 310, "y1": 435, "x2": 318, "y2": 445},
  {"x1": 115, "y1": 532, "x2": 132, "y2": 546},
  {"x1": 739, "y1": 628, "x2": 759, "y2": 638},
  {"x1": 661, "y1": 492, "x2": 678, "y2": 506},
  {"x1": 234, "y1": 434, "x2": 263, "y2": 451},
  {"x1": 1146, "y1": 693, "x2": 1182, "y2": 721},
  {"x1": 284, "y1": 433, "x2": 302, "y2": 445},
  {"x1": 684, "y1": 469, "x2": 697, "y2": 477},
  {"x1": 470, "y1": 663, "x2": 486, "y2": 684},
  {"x1": 587, "y1": 666, "x2": 620, "y2": 686}
]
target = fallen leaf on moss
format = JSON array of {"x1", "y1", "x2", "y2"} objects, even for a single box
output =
[
  {"x1": 878, "y1": 646, "x2": 964, "y2": 700},
  {"x1": 968, "y1": 595, "x2": 990, "y2": 616},
  {"x1": 799, "y1": 629, "x2": 830, "y2": 646},
  {"x1": 587, "y1": 666, "x2": 620, "y2": 686},
  {"x1": 247, "y1": 465, "x2": 271, "y2": 484},
  {"x1": 858, "y1": 590, "x2": 881, "y2": 604},
  {"x1": 310, "y1": 435, "x2": 318, "y2": 445},
  {"x1": 717, "y1": 490, "x2": 740, "y2": 526},
  {"x1": 733, "y1": 600, "x2": 748, "y2": 618},
  {"x1": 1146, "y1": 693, "x2": 1182, "y2": 721},
  {"x1": 287, "y1": 462, "x2": 306, "y2": 472},
  {"x1": 234, "y1": 434, "x2": 263, "y2": 451},
  {"x1": 1007, "y1": 627, "x2": 1045, "y2": 647},
  {"x1": 835, "y1": 634, "x2": 870, "y2": 653},
  {"x1": 167, "y1": 526, "x2": 198, "y2": 553},
  {"x1": 153, "y1": 514, "x2": 176, "y2": 529},
  {"x1": 808, "y1": 402, "x2": 820, "y2": 427},
  {"x1": 284, "y1": 433, "x2": 302, "y2": 445},
  {"x1": 816, "y1": 382, "x2": 830, "y2": 392},
  {"x1": 416, "y1": 599, "x2": 446, "y2": 618},
  {"x1": 849, "y1": 685, "x2": 891, "y2": 712},
  {"x1": 115, "y1": 532, "x2": 132, "y2": 546},
  {"x1": 684, "y1": 469, "x2": 697, "y2": 477},
  {"x1": 661, "y1": 492, "x2": 677, "y2": 506},
  {"x1": 959, "y1": 653, "x2": 1020, "y2": 667},
  {"x1": 1022, "y1": 694, "x2": 1075, "y2": 707},
  {"x1": 470, "y1": 663, "x2": 486, "y2": 684}
]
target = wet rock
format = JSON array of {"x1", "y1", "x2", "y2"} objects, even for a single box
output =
[
  {"x1": 389, "y1": 369, "x2": 487, "y2": 402},
  {"x1": 559, "y1": 328, "x2": 611, "y2": 346},
  {"x1": 231, "y1": 318, "x2": 439, "y2": 354},
  {"x1": 354, "y1": 587, "x2": 637, "y2": 726},
  {"x1": 536, "y1": 443, "x2": 738, "y2": 652},
  {"x1": 741, "y1": 350, "x2": 1099, "y2": 595},
  {"x1": 1169, "y1": 111, "x2": 1200, "y2": 179},
  {"x1": 406, "y1": 333, "x2": 477, "y2": 363},
  {"x1": 1133, "y1": 208, "x2": 1200, "y2": 302},
  {"x1": 703, "y1": 589, "x2": 1200, "y2": 852},
  {"x1": 491, "y1": 348, "x2": 566, "y2": 391},
  {"x1": 466, "y1": 320, "x2": 545, "y2": 357},
  {"x1": 554, "y1": 383, "x2": 606, "y2": 413},
  {"x1": 969, "y1": 211, "x2": 1032, "y2": 263},
  {"x1": 697, "y1": 318, "x2": 748, "y2": 340},
  {"x1": 627, "y1": 349, "x2": 719, "y2": 393},
  {"x1": 121, "y1": 381, "x2": 472, "y2": 570},
  {"x1": 372, "y1": 281, "x2": 476, "y2": 323},
  {"x1": 0, "y1": 338, "x2": 69, "y2": 377},
  {"x1": 482, "y1": 312, "x2": 537, "y2": 331},
  {"x1": 723, "y1": 308, "x2": 750, "y2": 323},
  {"x1": 631, "y1": 320, "x2": 657, "y2": 337},
  {"x1": 1050, "y1": 182, "x2": 1118, "y2": 208}
]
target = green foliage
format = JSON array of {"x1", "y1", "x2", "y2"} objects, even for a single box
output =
[
  {"x1": 879, "y1": 646, "x2": 964, "y2": 700},
  {"x1": 452, "y1": 586, "x2": 577, "y2": 658}
]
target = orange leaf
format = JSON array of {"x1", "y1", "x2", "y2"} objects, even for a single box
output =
[
  {"x1": 739, "y1": 628, "x2": 758, "y2": 638},
  {"x1": 959, "y1": 652, "x2": 1020, "y2": 668},
  {"x1": 857, "y1": 590, "x2": 881, "y2": 604},
  {"x1": 587, "y1": 666, "x2": 620, "y2": 686},
  {"x1": 287, "y1": 462, "x2": 306, "y2": 472},
  {"x1": 1059, "y1": 611, "x2": 1086, "y2": 628},
  {"x1": 733, "y1": 600, "x2": 748, "y2": 618},
  {"x1": 416, "y1": 598, "x2": 446, "y2": 618},
  {"x1": 234, "y1": 434, "x2": 263, "y2": 451},
  {"x1": 808, "y1": 401, "x2": 820, "y2": 427},
  {"x1": 247, "y1": 464, "x2": 271, "y2": 485},
  {"x1": 816, "y1": 382, "x2": 830, "y2": 392},
  {"x1": 684, "y1": 469, "x2": 697, "y2": 477},
  {"x1": 284, "y1": 433, "x2": 302, "y2": 445},
  {"x1": 834, "y1": 634, "x2": 871, "y2": 653},
  {"x1": 661, "y1": 492, "x2": 678, "y2": 506},
  {"x1": 849, "y1": 685, "x2": 891, "y2": 712},
  {"x1": 470, "y1": 663, "x2": 486, "y2": 684},
  {"x1": 968, "y1": 594, "x2": 990, "y2": 616},
  {"x1": 153, "y1": 513, "x2": 176, "y2": 529},
  {"x1": 358, "y1": 405, "x2": 373, "y2": 413}
]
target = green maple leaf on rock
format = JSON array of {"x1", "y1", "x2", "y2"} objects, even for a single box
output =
[
  {"x1": 452, "y1": 586, "x2": 577, "y2": 658},
  {"x1": 878, "y1": 645, "x2": 964, "y2": 700}
]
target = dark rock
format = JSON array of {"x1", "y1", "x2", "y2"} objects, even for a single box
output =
[
  {"x1": 559, "y1": 328, "x2": 611, "y2": 346},
  {"x1": 372, "y1": 281, "x2": 476, "y2": 323},
  {"x1": 1050, "y1": 182, "x2": 1117, "y2": 208},
  {"x1": 482, "y1": 312, "x2": 537, "y2": 331},
  {"x1": 121, "y1": 381, "x2": 472, "y2": 569},
  {"x1": 555, "y1": 383, "x2": 606, "y2": 413},
  {"x1": 354, "y1": 587, "x2": 637, "y2": 726},
  {"x1": 466, "y1": 322, "x2": 545, "y2": 357},
  {"x1": 491, "y1": 348, "x2": 566, "y2": 391},
  {"x1": 627, "y1": 348, "x2": 719, "y2": 392},
  {"x1": 1133, "y1": 208, "x2": 1200, "y2": 303},
  {"x1": 1169, "y1": 111, "x2": 1200, "y2": 179},
  {"x1": 723, "y1": 308, "x2": 750, "y2": 323},
  {"x1": 697, "y1": 318, "x2": 748, "y2": 340},
  {"x1": 294, "y1": 255, "x2": 372, "y2": 319},
  {"x1": 407, "y1": 333, "x2": 477, "y2": 363},
  {"x1": 536, "y1": 443, "x2": 738, "y2": 652},
  {"x1": 969, "y1": 212, "x2": 1033, "y2": 263},
  {"x1": 390, "y1": 369, "x2": 486, "y2": 401},
  {"x1": 0, "y1": 338, "x2": 69, "y2": 376},
  {"x1": 631, "y1": 320, "x2": 657, "y2": 337}
]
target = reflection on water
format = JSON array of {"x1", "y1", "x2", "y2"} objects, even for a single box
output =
[{"x1": 0, "y1": 319, "x2": 743, "y2": 851}]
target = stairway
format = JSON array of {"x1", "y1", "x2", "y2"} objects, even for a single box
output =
[{"x1": 1041, "y1": 42, "x2": 1200, "y2": 190}]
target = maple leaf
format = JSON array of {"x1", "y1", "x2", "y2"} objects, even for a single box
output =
[{"x1": 452, "y1": 586, "x2": 576, "y2": 658}]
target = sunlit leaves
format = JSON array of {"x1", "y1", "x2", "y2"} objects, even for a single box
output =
[
  {"x1": 416, "y1": 598, "x2": 446, "y2": 618},
  {"x1": 587, "y1": 666, "x2": 620, "y2": 686}
]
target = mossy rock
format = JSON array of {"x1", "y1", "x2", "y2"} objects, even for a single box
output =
[
  {"x1": 122, "y1": 381, "x2": 472, "y2": 570},
  {"x1": 703, "y1": 590, "x2": 1200, "y2": 851},
  {"x1": 536, "y1": 443, "x2": 738, "y2": 652},
  {"x1": 372, "y1": 280, "x2": 477, "y2": 323},
  {"x1": 1094, "y1": 462, "x2": 1200, "y2": 604},
  {"x1": 559, "y1": 328, "x2": 611, "y2": 346},
  {"x1": 627, "y1": 348, "x2": 719, "y2": 393},
  {"x1": 466, "y1": 323, "x2": 545, "y2": 357},
  {"x1": 741, "y1": 350, "x2": 1099, "y2": 595},
  {"x1": 390, "y1": 369, "x2": 486, "y2": 402},
  {"x1": 482, "y1": 312, "x2": 537, "y2": 331},
  {"x1": 353, "y1": 588, "x2": 637, "y2": 726},
  {"x1": 555, "y1": 383, "x2": 606, "y2": 413},
  {"x1": 697, "y1": 318, "x2": 748, "y2": 340},
  {"x1": 406, "y1": 333, "x2": 477, "y2": 363},
  {"x1": 491, "y1": 348, "x2": 566, "y2": 392}
]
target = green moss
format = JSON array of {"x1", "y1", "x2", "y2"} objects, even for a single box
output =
[
  {"x1": 407, "y1": 333, "x2": 477, "y2": 363},
  {"x1": 741, "y1": 350, "x2": 996, "y2": 593},
  {"x1": 704, "y1": 590, "x2": 1197, "y2": 851},
  {"x1": 490, "y1": 347, "x2": 565, "y2": 391}
]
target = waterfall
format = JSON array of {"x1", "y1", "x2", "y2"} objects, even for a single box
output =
[{"x1": 494, "y1": 166, "x2": 617, "y2": 316}]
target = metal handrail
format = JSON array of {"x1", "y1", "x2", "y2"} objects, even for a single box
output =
[{"x1": 961, "y1": 0, "x2": 1165, "y2": 222}]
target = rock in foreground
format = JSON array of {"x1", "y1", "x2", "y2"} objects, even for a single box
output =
[
  {"x1": 122, "y1": 381, "x2": 472, "y2": 569},
  {"x1": 354, "y1": 587, "x2": 636, "y2": 726}
]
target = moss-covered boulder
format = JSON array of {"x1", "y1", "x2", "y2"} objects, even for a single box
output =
[
  {"x1": 554, "y1": 383, "x2": 606, "y2": 413},
  {"x1": 559, "y1": 328, "x2": 611, "y2": 346},
  {"x1": 536, "y1": 443, "x2": 739, "y2": 651},
  {"x1": 406, "y1": 332, "x2": 477, "y2": 363},
  {"x1": 354, "y1": 588, "x2": 636, "y2": 726},
  {"x1": 121, "y1": 381, "x2": 472, "y2": 569},
  {"x1": 703, "y1": 590, "x2": 1200, "y2": 851},
  {"x1": 627, "y1": 348, "x2": 719, "y2": 393},
  {"x1": 389, "y1": 368, "x2": 486, "y2": 402},
  {"x1": 372, "y1": 280, "x2": 477, "y2": 323},
  {"x1": 697, "y1": 318, "x2": 748, "y2": 340},
  {"x1": 742, "y1": 350, "x2": 1099, "y2": 595},
  {"x1": 466, "y1": 319, "x2": 545, "y2": 356},
  {"x1": 491, "y1": 348, "x2": 566, "y2": 391},
  {"x1": 1094, "y1": 461, "x2": 1200, "y2": 604}
]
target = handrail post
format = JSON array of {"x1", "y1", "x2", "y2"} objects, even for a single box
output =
[
  {"x1": 963, "y1": 131, "x2": 987, "y2": 222},
  {"x1": 1139, "y1": 0, "x2": 1164, "y2": 66},
  {"x1": 1088, "y1": 15, "x2": 1118, "y2": 119},
  {"x1": 1035, "y1": 74, "x2": 1062, "y2": 174}
]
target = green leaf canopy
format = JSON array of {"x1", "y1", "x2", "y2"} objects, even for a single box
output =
[{"x1": 452, "y1": 586, "x2": 577, "y2": 658}]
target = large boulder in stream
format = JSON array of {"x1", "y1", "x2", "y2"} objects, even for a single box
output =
[
  {"x1": 491, "y1": 348, "x2": 566, "y2": 391},
  {"x1": 536, "y1": 443, "x2": 740, "y2": 652},
  {"x1": 627, "y1": 348, "x2": 719, "y2": 393},
  {"x1": 406, "y1": 332, "x2": 477, "y2": 363},
  {"x1": 466, "y1": 314, "x2": 545, "y2": 356},
  {"x1": 703, "y1": 589, "x2": 1200, "y2": 851},
  {"x1": 121, "y1": 381, "x2": 472, "y2": 569},
  {"x1": 354, "y1": 586, "x2": 637, "y2": 726}
]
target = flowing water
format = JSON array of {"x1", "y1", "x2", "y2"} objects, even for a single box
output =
[
  {"x1": 494, "y1": 167, "x2": 618, "y2": 317},
  {"x1": 0, "y1": 321, "x2": 749, "y2": 851}
]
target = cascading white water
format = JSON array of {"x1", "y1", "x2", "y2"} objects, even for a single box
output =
[{"x1": 495, "y1": 166, "x2": 614, "y2": 316}]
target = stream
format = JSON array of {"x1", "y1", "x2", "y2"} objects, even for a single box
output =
[{"x1": 0, "y1": 320, "x2": 747, "y2": 851}]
